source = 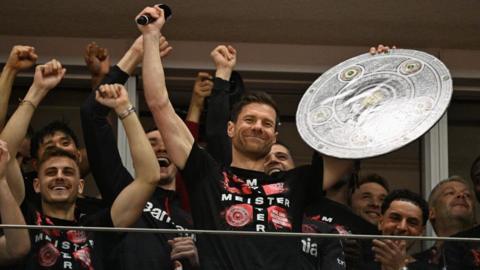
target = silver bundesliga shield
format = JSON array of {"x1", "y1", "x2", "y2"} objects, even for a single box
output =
[{"x1": 296, "y1": 49, "x2": 453, "y2": 159}]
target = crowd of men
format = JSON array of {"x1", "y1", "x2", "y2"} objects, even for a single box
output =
[{"x1": 0, "y1": 5, "x2": 479, "y2": 270}]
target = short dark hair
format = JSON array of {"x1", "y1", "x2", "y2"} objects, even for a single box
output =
[
  {"x1": 230, "y1": 91, "x2": 279, "y2": 128},
  {"x1": 37, "y1": 147, "x2": 80, "y2": 169},
  {"x1": 357, "y1": 173, "x2": 390, "y2": 192},
  {"x1": 381, "y1": 189, "x2": 429, "y2": 226},
  {"x1": 30, "y1": 120, "x2": 79, "y2": 160},
  {"x1": 273, "y1": 141, "x2": 291, "y2": 153}
]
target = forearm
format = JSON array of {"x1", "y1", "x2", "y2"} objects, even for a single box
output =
[
  {"x1": 0, "y1": 101, "x2": 35, "y2": 161},
  {"x1": 0, "y1": 179, "x2": 30, "y2": 260},
  {"x1": 80, "y1": 91, "x2": 133, "y2": 204},
  {"x1": 143, "y1": 33, "x2": 194, "y2": 169},
  {"x1": 0, "y1": 67, "x2": 17, "y2": 130},
  {"x1": 323, "y1": 155, "x2": 353, "y2": 191},
  {"x1": 118, "y1": 109, "x2": 159, "y2": 185},
  {"x1": 185, "y1": 97, "x2": 204, "y2": 124},
  {"x1": 117, "y1": 45, "x2": 142, "y2": 76},
  {"x1": 143, "y1": 34, "x2": 169, "y2": 109},
  {"x1": 205, "y1": 78, "x2": 232, "y2": 164},
  {"x1": 90, "y1": 74, "x2": 105, "y2": 90}
]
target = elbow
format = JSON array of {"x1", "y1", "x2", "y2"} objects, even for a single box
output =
[
  {"x1": 8, "y1": 240, "x2": 31, "y2": 261},
  {"x1": 147, "y1": 169, "x2": 162, "y2": 186}
]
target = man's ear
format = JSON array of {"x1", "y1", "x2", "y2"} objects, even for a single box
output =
[
  {"x1": 429, "y1": 208, "x2": 436, "y2": 221},
  {"x1": 78, "y1": 179, "x2": 85, "y2": 195},
  {"x1": 273, "y1": 131, "x2": 278, "y2": 144},
  {"x1": 227, "y1": 121, "x2": 235, "y2": 138},
  {"x1": 33, "y1": 178, "x2": 41, "y2": 193}
]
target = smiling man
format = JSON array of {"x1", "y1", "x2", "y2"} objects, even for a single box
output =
[
  {"x1": 368, "y1": 189, "x2": 429, "y2": 270},
  {"x1": 137, "y1": 5, "x2": 352, "y2": 270},
  {"x1": 350, "y1": 174, "x2": 389, "y2": 226}
]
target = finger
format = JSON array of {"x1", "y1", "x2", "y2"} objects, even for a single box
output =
[
  {"x1": 159, "y1": 36, "x2": 169, "y2": 50},
  {"x1": 197, "y1": 72, "x2": 212, "y2": 80},
  {"x1": 160, "y1": 46, "x2": 173, "y2": 58},
  {"x1": 227, "y1": 45, "x2": 237, "y2": 55},
  {"x1": 369, "y1": 47, "x2": 376, "y2": 55},
  {"x1": 171, "y1": 250, "x2": 195, "y2": 260},
  {"x1": 97, "y1": 47, "x2": 108, "y2": 61},
  {"x1": 43, "y1": 62, "x2": 53, "y2": 75},
  {"x1": 29, "y1": 50, "x2": 38, "y2": 62},
  {"x1": 52, "y1": 59, "x2": 62, "y2": 73}
]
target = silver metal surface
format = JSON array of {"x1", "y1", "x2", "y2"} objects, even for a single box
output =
[
  {"x1": 1, "y1": 224, "x2": 480, "y2": 242},
  {"x1": 296, "y1": 49, "x2": 452, "y2": 159}
]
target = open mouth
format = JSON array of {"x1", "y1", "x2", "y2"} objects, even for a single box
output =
[
  {"x1": 158, "y1": 157, "x2": 171, "y2": 167},
  {"x1": 267, "y1": 168, "x2": 282, "y2": 175}
]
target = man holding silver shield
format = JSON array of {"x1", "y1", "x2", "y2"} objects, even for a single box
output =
[{"x1": 137, "y1": 5, "x2": 353, "y2": 270}]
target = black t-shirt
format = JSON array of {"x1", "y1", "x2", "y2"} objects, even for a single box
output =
[
  {"x1": 299, "y1": 218, "x2": 346, "y2": 270},
  {"x1": 181, "y1": 144, "x2": 319, "y2": 270},
  {"x1": 305, "y1": 197, "x2": 378, "y2": 269},
  {"x1": 17, "y1": 202, "x2": 113, "y2": 270},
  {"x1": 444, "y1": 225, "x2": 480, "y2": 270},
  {"x1": 107, "y1": 188, "x2": 195, "y2": 270}
]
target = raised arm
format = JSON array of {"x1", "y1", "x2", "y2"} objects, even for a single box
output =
[
  {"x1": 0, "y1": 60, "x2": 65, "y2": 204},
  {"x1": 81, "y1": 35, "x2": 172, "y2": 204},
  {"x1": 95, "y1": 84, "x2": 161, "y2": 227},
  {"x1": 0, "y1": 45, "x2": 37, "y2": 130},
  {"x1": 185, "y1": 71, "x2": 213, "y2": 133},
  {"x1": 205, "y1": 45, "x2": 238, "y2": 165},
  {"x1": 322, "y1": 155, "x2": 354, "y2": 191},
  {"x1": 138, "y1": 6, "x2": 193, "y2": 169},
  {"x1": 84, "y1": 42, "x2": 110, "y2": 90},
  {"x1": 0, "y1": 140, "x2": 30, "y2": 265}
]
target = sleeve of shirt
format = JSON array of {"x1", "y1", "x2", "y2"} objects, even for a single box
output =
[
  {"x1": 205, "y1": 77, "x2": 232, "y2": 166},
  {"x1": 180, "y1": 143, "x2": 219, "y2": 190},
  {"x1": 80, "y1": 65, "x2": 133, "y2": 205}
]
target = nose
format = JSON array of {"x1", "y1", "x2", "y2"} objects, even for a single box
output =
[
  {"x1": 56, "y1": 170, "x2": 65, "y2": 179},
  {"x1": 251, "y1": 120, "x2": 263, "y2": 131},
  {"x1": 396, "y1": 219, "x2": 408, "y2": 232},
  {"x1": 369, "y1": 198, "x2": 381, "y2": 208}
]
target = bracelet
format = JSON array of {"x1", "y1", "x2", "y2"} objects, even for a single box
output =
[
  {"x1": 18, "y1": 99, "x2": 37, "y2": 110},
  {"x1": 118, "y1": 104, "x2": 136, "y2": 120}
]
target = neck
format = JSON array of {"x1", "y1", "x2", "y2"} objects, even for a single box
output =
[
  {"x1": 158, "y1": 178, "x2": 176, "y2": 191},
  {"x1": 41, "y1": 201, "x2": 76, "y2": 221},
  {"x1": 231, "y1": 147, "x2": 265, "y2": 172},
  {"x1": 434, "y1": 218, "x2": 474, "y2": 237}
]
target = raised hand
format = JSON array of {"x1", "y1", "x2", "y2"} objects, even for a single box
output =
[
  {"x1": 369, "y1": 44, "x2": 396, "y2": 55},
  {"x1": 23, "y1": 59, "x2": 66, "y2": 108},
  {"x1": 0, "y1": 140, "x2": 10, "y2": 180},
  {"x1": 372, "y1": 239, "x2": 408, "y2": 270},
  {"x1": 135, "y1": 6, "x2": 166, "y2": 35},
  {"x1": 193, "y1": 72, "x2": 213, "y2": 99},
  {"x1": 5, "y1": 45, "x2": 38, "y2": 72},
  {"x1": 95, "y1": 84, "x2": 131, "y2": 114},
  {"x1": 211, "y1": 45, "x2": 237, "y2": 71},
  {"x1": 168, "y1": 237, "x2": 199, "y2": 267},
  {"x1": 32, "y1": 59, "x2": 66, "y2": 91},
  {"x1": 84, "y1": 42, "x2": 110, "y2": 77}
]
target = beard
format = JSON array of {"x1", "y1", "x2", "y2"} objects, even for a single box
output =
[
  {"x1": 158, "y1": 175, "x2": 175, "y2": 186},
  {"x1": 234, "y1": 134, "x2": 273, "y2": 160}
]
